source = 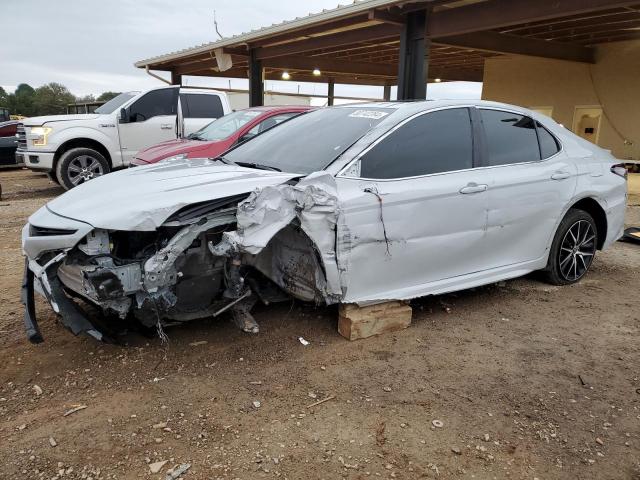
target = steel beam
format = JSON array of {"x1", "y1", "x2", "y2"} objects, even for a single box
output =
[
  {"x1": 248, "y1": 49, "x2": 264, "y2": 107},
  {"x1": 170, "y1": 71, "x2": 182, "y2": 85},
  {"x1": 254, "y1": 24, "x2": 401, "y2": 60},
  {"x1": 397, "y1": 9, "x2": 429, "y2": 100},
  {"x1": 437, "y1": 31, "x2": 596, "y2": 63},
  {"x1": 428, "y1": 0, "x2": 640, "y2": 38},
  {"x1": 327, "y1": 79, "x2": 335, "y2": 106}
]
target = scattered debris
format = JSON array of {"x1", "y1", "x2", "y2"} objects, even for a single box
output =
[
  {"x1": 249, "y1": 381, "x2": 262, "y2": 385},
  {"x1": 16, "y1": 423, "x2": 26, "y2": 431},
  {"x1": 383, "y1": 386, "x2": 392, "y2": 392},
  {"x1": 165, "y1": 463, "x2": 191, "y2": 480},
  {"x1": 483, "y1": 434, "x2": 490, "y2": 442},
  {"x1": 153, "y1": 422, "x2": 168, "y2": 429},
  {"x1": 308, "y1": 392, "x2": 318, "y2": 399},
  {"x1": 189, "y1": 340, "x2": 207, "y2": 346},
  {"x1": 63, "y1": 405, "x2": 88, "y2": 417},
  {"x1": 432, "y1": 419, "x2": 444, "y2": 428},
  {"x1": 33, "y1": 385, "x2": 43, "y2": 396},
  {"x1": 596, "y1": 437, "x2": 604, "y2": 445},
  {"x1": 306, "y1": 395, "x2": 335, "y2": 409},
  {"x1": 451, "y1": 446, "x2": 461, "y2": 455},
  {"x1": 149, "y1": 460, "x2": 168, "y2": 474},
  {"x1": 298, "y1": 337, "x2": 310, "y2": 346},
  {"x1": 48, "y1": 437, "x2": 57, "y2": 447},
  {"x1": 252, "y1": 400, "x2": 261, "y2": 409}
]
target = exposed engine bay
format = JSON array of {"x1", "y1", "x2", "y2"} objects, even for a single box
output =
[{"x1": 22, "y1": 172, "x2": 341, "y2": 342}]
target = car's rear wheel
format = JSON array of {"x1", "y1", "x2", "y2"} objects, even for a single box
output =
[
  {"x1": 544, "y1": 209, "x2": 597, "y2": 285},
  {"x1": 56, "y1": 147, "x2": 110, "y2": 190}
]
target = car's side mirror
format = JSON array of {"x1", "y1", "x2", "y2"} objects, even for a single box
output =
[{"x1": 119, "y1": 107, "x2": 129, "y2": 124}]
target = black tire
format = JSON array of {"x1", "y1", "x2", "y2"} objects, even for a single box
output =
[
  {"x1": 46, "y1": 172, "x2": 59, "y2": 184},
  {"x1": 543, "y1": 209, "x2": 598, "y2": 285},
  {"x1": 55, "y1": 147, "x2": 110, "y2": 190}
]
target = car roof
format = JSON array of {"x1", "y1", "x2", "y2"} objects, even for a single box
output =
[{"x1": 243, "y1": 105, "x2": 316, "y2": 113}]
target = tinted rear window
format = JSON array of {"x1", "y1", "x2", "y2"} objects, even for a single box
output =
[
  {"x1": 181, "y1": 94, "x2": 224, "y2": 119},
  {"x1": 536, "y1": 121, "x2": 560, "y2": 158},
  {"x1": 481, "y1": 109, "x2": 540, "y2": 165}
]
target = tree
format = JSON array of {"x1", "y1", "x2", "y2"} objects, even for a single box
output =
[
  {"x1": 97, "y1": 91, "x2": 121, "y2": 102},
  {"x1": 75, "y1": 94, "x2": 96, "y2": 104},
  {"x1": 33, "y1": 83, "x2": 76, "y2": 115},
  {"x1": 12, "y1": 83, "x2": 36, "y2": 116}
]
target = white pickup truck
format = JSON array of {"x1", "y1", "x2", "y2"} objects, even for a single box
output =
[{"x1": 17, "y1": 86, "x2": 231, "y2": 189}]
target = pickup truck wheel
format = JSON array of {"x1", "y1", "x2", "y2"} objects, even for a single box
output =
[{"x1": 56, "y1": 147, "x2": 110, "y2": 190}]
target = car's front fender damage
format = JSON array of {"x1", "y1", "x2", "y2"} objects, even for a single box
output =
[{"x1": 22, "y1": 172, "x2": 346, "y2": 342}]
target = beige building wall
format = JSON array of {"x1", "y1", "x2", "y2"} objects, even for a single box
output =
[
  {"x1": 482, "y1": 39, "x2": 640, "y2": 160},
  {"x1": 227, "y1": 92, "x2": 311, "y2": 111}
]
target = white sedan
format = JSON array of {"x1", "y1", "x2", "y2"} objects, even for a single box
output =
[{"x1": 21, "y1": 100, "x2": 627, "y2": 342}]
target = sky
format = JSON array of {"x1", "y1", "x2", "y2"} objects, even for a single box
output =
[{"x1": 1, "y1": 0, "x2": 482, "y2": 102}]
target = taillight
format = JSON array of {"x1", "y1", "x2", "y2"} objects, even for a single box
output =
[{"x1": 610, "y1": 163, "x2": 627, "y2": 179}]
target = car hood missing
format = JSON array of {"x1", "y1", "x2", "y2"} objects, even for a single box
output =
[{"x1": 46, "y1": 158, "x2": 301, "y2": 231}]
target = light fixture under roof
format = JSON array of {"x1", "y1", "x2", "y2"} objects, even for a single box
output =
[
  {"x1": 312, "y1": 68, "x2": 321, "y2": 76},
  {"x1": 281, "y1": 71, "x2": 291, "y2": 80},
  {"x1": 434, "y1": 78, "x2": 442, "y2": 83}
]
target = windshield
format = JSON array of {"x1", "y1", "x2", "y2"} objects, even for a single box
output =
[
  {"x1": 224, "y1": 107, "x2": 393, "y2": 174},
  {"x1": 95, "y1": 92, "x2": 138, "y2": 114},
  {"x1": 191, "y1": 110, "x2": 263, "y2": 141}
]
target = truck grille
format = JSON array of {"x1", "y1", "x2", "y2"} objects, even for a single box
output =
[{"x1": 16, "y1": 124, "x2": 26, "y2": 150}]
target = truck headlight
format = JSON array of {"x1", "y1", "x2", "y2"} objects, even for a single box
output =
[{"x1": 30, "y1": 127, "x2": 53, "y2": 147}]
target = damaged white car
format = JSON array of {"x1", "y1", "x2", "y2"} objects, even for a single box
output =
[{"x1": 21, "y1": 101, "x2": 627, "y2": 342}]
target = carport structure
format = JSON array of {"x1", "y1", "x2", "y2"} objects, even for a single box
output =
[{"x1": 135, "y1": 0, "x2": 640, "y2": 106}]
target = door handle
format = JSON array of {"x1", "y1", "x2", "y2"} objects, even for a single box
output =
[
  {"x1": 551, "y1": 171, "x2": 571, "y2": 180},
  {"x1": 160, "y1": 124, "x2": 173, "y2": 130},
  {"x1": 459, "y1": 183, "x2": 488, "y2": 194}
]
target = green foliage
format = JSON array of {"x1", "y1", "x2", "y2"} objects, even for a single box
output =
[
  {"x1": 97, "y1": 91, "x2": 121, "y2": 102},
  {"x1": 2, "y1": 84, "x2": 123, "y2": 117},
  {"x1": 33, "y1": 83, "x2": 76, "y2": 115}
]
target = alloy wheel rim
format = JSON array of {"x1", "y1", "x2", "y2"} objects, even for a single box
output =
[
  {"x1": 68, "y1": 155, "x2": 104, "y2": 185},
  {"x1": 558, "y1": 219, "x2": 596, "y2": 281}
]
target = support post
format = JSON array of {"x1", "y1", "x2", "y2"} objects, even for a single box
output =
[
  {"x1": 170, "y1": 71, "x2": 182, "y2": 85},
  {"x1": 248, "y1": 49, "x2": 264, "y2": 107},
  {"x1": 397, "y1": 9, "x2": 430, "y2": 100},
  {"x1": 383, "y1": 85, "x2": 391, "y2": 101},
  {"x1": 327, "y1": 79, "x2": 335, "y2": 106}
]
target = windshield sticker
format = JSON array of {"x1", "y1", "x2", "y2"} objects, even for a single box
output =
[
  {"x1": 349, "y1": 110, "x2": 389, "y2": 120},
  {"x1": 244, "y1": 111, "x2": 262, "y2": 117}
]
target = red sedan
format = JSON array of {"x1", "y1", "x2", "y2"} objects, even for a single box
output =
[{"x1": 131, "y1": 105, "x2": 314, "y2": 166}]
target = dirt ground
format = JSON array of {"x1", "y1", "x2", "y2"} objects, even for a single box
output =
[{"x1": 1, "y1": 169, "x2": 639, "y2": 480}]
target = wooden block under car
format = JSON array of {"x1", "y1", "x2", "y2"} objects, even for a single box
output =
[{"x1": 338, "y1": 301, "x2": 412, "y2": 340}]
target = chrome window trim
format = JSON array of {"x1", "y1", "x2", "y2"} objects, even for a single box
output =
[{"x1": 337, "y1": 105, "x2": 478, "y2": 181}]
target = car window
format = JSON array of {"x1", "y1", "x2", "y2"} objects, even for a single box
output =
[
  {"x1": 480, "y1": 109, "x2": 540, "y2": 165},
  {"x1": 128, "y1": 88, "x2": 178, "y2": 122},
  {"x1": 191, "y1": 110, "x2": 262, "y2": 141},
  {"x1": 536, "y1": 121, "x2": 560, "y2": 158},
  {"x1": 246, "y1": 112, "x2": 300, "y2": 136},
  {"x1": 224, "y1": 107, "x2": 392, "y2": 174},
  {"x1": 358, "y1": 108, "x2": 473, "y2": 179},
  {"x1": 181, "y1": 93, "x2": 224, "y2": 119}
]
